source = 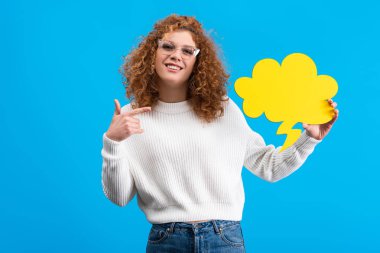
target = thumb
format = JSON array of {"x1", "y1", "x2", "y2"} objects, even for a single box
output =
[{"x1": 114, "y1": 99, "x2": 121, "y2": 115}]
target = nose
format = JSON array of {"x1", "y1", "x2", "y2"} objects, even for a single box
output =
[{"x1": 169, "y1": 49, "x2": 183, "y2": 61}]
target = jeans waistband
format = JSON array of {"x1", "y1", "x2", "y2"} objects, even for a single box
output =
[{"x1": 152, "y1": 219, "x2": 241, "y2": 234}]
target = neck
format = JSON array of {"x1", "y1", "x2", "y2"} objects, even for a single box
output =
[{"x1": 158, "y1": 81, "x2": 188, "y2": 103}]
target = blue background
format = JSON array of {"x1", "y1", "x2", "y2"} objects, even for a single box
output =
[{"x1": 1, "y1": 0, "x2": 379, "y2": 252}]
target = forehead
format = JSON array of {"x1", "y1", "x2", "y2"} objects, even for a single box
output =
[{"x1": 161, "y1": 30, "x2": 196, "y2": 47}]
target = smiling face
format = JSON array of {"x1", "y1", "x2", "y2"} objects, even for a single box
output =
[{"x1": 155, "y1": 30, "x2": 197, "y2": 97}]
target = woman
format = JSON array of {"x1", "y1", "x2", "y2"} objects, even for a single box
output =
[{"x1": 101, "y1": 14, "x2": 339, "y2": 253}]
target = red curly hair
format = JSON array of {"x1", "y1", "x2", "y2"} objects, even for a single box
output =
[{"x1": 121, "y1": 14, "x2": 230, "y2": 123}]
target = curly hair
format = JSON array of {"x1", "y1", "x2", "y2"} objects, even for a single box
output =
[{"x1": 120, "y1": 14, "x2": 230, "y2": 123}]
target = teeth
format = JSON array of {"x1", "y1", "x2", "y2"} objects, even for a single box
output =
[{"x1": 167, "y1": 64, "x2": 180, "y2": 70}]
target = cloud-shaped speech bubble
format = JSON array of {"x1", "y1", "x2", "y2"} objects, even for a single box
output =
[{"x1": 235, "y1": 53, "x2": 338, "y2": 152}]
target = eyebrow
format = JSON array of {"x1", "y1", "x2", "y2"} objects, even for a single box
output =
[{"x1": 166, "y1": 40, "x2": 196, "y2": 48}]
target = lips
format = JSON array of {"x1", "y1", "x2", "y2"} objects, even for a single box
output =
[{"x1": 164, "y1": 63, "x2": 183, "y2": 71}]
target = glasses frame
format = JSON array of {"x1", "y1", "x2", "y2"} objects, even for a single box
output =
[{"x1": 157, "y1": 39, "x2": 200, "y2": 58}]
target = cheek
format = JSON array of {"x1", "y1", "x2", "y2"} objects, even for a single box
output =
[
  {"x1": 184, "y1": 61, "x2": 196, "y2": 75},
  {"x1": 155, "y1": 54, "x2": 166, "y2": 68},
  {"x1": 154, "y1": 54, "x2": 160, "y2": 67},
  {"x1": 155, "y1": 55, "x2": 165, "y2": 73}
]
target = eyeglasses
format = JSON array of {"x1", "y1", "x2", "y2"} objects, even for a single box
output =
[{"x1": 157, "y1": 39, "x2": 200, "y2": 59}]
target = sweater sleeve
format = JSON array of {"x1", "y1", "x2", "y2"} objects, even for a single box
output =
[
  {"x1": 243, "y1": 128, "x2": 322, "y2": 183},
  {"x1": 101, "y1": 132, "x2": 137, "y2": 206}
]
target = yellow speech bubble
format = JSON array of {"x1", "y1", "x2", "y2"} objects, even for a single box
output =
[{"x1": 235, "y1": 53, "x2": 338, "y2": 152}]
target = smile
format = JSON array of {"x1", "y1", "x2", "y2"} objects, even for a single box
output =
[{"x1": 165, "y1": 64, "x2": 183, "y2": 72}]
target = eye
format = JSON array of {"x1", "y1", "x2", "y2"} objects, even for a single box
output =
[
  {"x1": 182, "y1": 47, "x2": 194, "y2": 56},
  {"x1": 162, "y1": 42, "x2": 175, "y2": 51}
]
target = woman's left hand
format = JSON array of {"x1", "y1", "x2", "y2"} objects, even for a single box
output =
[{"x1": 302, "y1": 99, "x2": 339, "y2": 140}]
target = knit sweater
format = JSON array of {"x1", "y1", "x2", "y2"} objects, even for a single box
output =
[{"x1": 101, "y1": 97, "x2": 322, "y2": 224}]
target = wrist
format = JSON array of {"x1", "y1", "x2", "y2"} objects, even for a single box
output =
[
  {"x1": 105, "y1": 131, "x2": 122, "y2": 142},
  {"x1": 305, "y1": 130, "x2": 322, "y2": 140}
]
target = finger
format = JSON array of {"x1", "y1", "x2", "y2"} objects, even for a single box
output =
[
  {"x1": 331, "y1": 108, "x2": 339, "y2": 116},
  {"x1": 124, "y1": 116, "x2": 140, "y2": 124},
  {"x1": 335, "y1": 109, "x2": 339, "y2": 117},
  {"x1": 129, "y1": 127, "x2": 144, "y2": 135},
  {"x1": 332, "y1": 102, "x2": 337, "y2": 108},
  {"x1": 114, "y1": 99, "x2": 121, "y2": 115},
  {"x1": 126, "y1": 121, "x2": 140, "y2": 129},
  {"x1": 330, "y1": 109, "x2": 339, "y2": 123},
  {"x1": 127, "y1": 107, "x2": 152, "y2": 116}
]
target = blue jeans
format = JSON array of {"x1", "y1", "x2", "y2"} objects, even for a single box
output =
[{"x1": 146, "y1": 220, "x2": 246, "y2": 253}]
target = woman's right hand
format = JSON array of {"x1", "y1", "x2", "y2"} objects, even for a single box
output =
[{"x1": 105, "y1": 99, "x2": 151, "y2": 142}]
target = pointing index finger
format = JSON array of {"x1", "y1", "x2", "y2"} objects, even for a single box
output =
[{"x1": 126, "y1": 107, "x2": 152, "y2": 116}]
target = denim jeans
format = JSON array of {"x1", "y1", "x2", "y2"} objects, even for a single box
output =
[{"x1": 146, "y1": 219, "x2": 246, "y2": 253}]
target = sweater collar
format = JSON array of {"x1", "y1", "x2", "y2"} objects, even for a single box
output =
[{"x1": 154, "y1": 99, "x2": 192, "y2": 114}]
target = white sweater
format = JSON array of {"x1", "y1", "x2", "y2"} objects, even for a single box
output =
[{"x1": 101, "y1": 97, "x2": 321, "y2": 224}]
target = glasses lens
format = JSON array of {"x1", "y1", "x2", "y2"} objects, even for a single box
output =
[
  {"x1": 181, "y1": 48, "x2": 195, "y2": 57},
  {"x1": 161, "y1": 42, "x2": 175, "y2": 52},
  {"x1": 158, "y1": 40, "x2": 197, "y2": 59}
]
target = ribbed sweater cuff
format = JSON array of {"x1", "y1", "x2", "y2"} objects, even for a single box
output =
[
  {"x1": 102, "y1": 133, "x2": 126, "y2": 157},
  {"x1": 293, "y1": 130, "x2": 322, "y2": 150}
]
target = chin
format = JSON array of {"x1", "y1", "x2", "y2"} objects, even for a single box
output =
[
  {"x1": 156, "y1": 69, "x2": 190, "y2": 88},
  {"x1": 158, "y1": 75, "x2": 187, "y2": 87},
  {"x1": 165, "y1": 80, "x2": 187, "y2": 88}
]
